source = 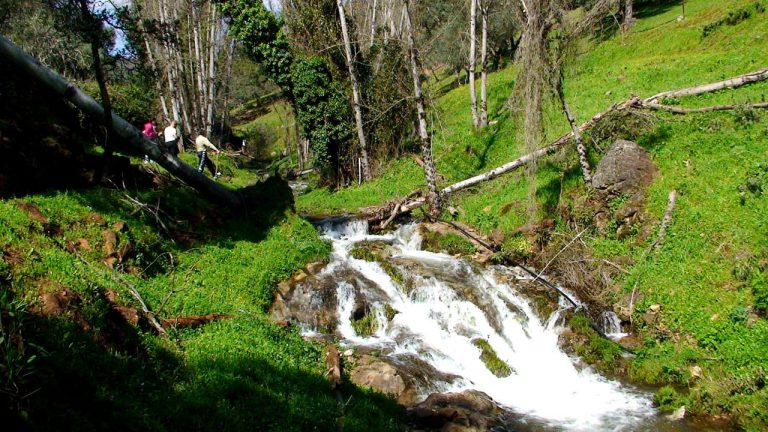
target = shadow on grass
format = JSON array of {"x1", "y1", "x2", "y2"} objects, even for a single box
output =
[{"x1": 3, "y1": 299, "x2": 405, "y2": 432}]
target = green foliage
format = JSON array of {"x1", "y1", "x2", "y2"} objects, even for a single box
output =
[
  {"x1": 422, "y1": 231, "x2": 476, "y2": 256},
  {"x1": 654, "y1": 385, "x2": 684, "y2": 413},
  {"x1": 219, "y1": 0, "x2": 294, "y2": 90},
  {"x1": 471, "y1": 338, "x2": 512, "y2": 378},
  {"x1": 737, "y1": 161, "x2": 768, "y2": 204},
  {"x1": 702, "y1": 1, "x2": 765, "y2": 37},
  {"x1": 351, "y1": 311, "x2": 378, "y2": 337},
  {"x1": 568, "y1": 312, "x2": 624, "y2": 372},
  {"x1": 0, "y1": 289, "x2": 40, "y2": 416}
]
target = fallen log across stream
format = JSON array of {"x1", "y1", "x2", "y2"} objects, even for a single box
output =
[{"x1": 364, "y1": 67, "x2": 768, "y2": 226}]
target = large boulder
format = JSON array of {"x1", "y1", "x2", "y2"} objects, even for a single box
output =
[
  {"x1": 407, "y1": 390, "x2": 504, "y2": 432},
  {"x1": 350, "y1": 354, "x2": 414, "y2": 405},
  {"x1": 592, "y1": 140, "x2": 657, "y2": 195}
]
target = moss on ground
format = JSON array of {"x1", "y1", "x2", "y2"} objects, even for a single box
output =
[{"x1": 472, "y1": 338, "x2": 512, "y2": 378}]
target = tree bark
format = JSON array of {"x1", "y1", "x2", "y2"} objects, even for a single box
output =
[
  {"x1": 554, "y1": 72, "x2": 592, "y2": 184},
  {"x1": 369, "y1": 0, "x2": 378, "y2": 48},
  {"x1": 479, "y1": 0, "x2": 489, "y2": 127},
  {"x1": 623, "y1": 0, "x2": 634, "y2": 30},
  {"x1": 468, "y1": 0, "x2": 479, "y2": 128},
  {"x1": 645, "y1": 67, "x2": 768, "y2": 102},
  {"x1": 641, "y1": 101, "x2": 768, "y2": 114},
  {"x1": 403, "y1": 0, "x2": 441, "y2": 216},
  {"x1": 205, "y1": 6, "x2": 218, "y2": 137},
  {"x1": 0, "y1": 34, "x2": 244, "y2": 209},
  {"x1": 337, "y1": 0, "x2": 372, "y2": 181}
]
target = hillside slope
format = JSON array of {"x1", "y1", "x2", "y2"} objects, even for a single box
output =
[{"x1": 294, "y1": 0, "x2": 768, "y2": 428}]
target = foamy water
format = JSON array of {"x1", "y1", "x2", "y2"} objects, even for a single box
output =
[{"x1": 315, "y1": 219, "x2": 657, "y2": 431}]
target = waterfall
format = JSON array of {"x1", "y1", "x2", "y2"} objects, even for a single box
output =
[{"x1": 314, "y1": 219, "x2": 658, "y2": 431}]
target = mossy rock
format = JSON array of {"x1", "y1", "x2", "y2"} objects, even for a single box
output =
[
  {"x1": 472, "y1": 338, "x2": 512, "y2": 378},
  {"x1": 352, "y1": 309, "x2": 379, "y2": 337},
  {"x1": 421, "y1": 231, "x2": 476, "y2": 256}
]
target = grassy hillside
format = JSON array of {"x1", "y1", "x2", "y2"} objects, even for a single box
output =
[
  {"x1": 294, "y1": 0, "x2": 768, "y2": 429},
  {"x1": 0, "y1": 179, "x2": 404, "y2": 430}
]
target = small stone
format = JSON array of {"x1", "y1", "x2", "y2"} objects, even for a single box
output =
[
  {"x1": 86, "y1": 212, "x2": 106, "y2": 226},
  {"x1": 77, "y1": 238, "x2": 91, "y2": 251},
  {"x1": 305, "y1": 261, "x2": 326, "y2": 275},
  {"x1": 482, "y1": 205, "x2": 492, "y2": 213},
  {"x1": 102, "y1": 230, "x2": 117, "y2": 257},
  {"x1": 343, "y1": 349, "x2": 354, "y2": 357},
  {"x1": 667, "y1": 405, "x2": 686, "y2": 421},
  {"x1": 690, "y1": 365, "x2": 702, "y2": 380},
  {"x1": 649, "y1": 304, "x2": 661, "y2": 313}
]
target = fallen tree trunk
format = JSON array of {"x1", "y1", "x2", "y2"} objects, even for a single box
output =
[
  {"x1": 641, "y1": 101, "x2": 768, "y2": 114},
  {"x1": 0, "y1": 35, "x2": 244, "y2": 210},
  {"x1": 365, "y1": 97, "x2": 642, "y2": 224},
  {"x1": 366, "y1": 65, "x2": 768, "y2": 225},
  {"x1": 645, "y1": 67, "x2": 768, "y2": 103}
]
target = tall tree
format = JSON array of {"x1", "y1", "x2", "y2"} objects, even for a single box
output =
[
  {"x1": 623, "y1": 0, "x2": 634, "y2": 30},
  {"x1": 403, "y1": 0, "x2": 440, "y2": 216},
  {"x1": 479, "y1": 0, "x2": 489, "y2": 127},
  {"x1": 336, "y1": 0, "x2": 372, "y2": 181},
  {"x1": 468, "y1": 0, "x2": 479, "y2": 127}
]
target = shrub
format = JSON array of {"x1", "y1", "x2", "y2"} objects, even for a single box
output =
[{"x1": 654, "y1": 385, "x2": 683, "y2": 413}]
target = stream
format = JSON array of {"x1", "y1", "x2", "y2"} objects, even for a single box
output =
[{"x1": 289, "y1": 218, "x2": 713, "y2": 431}]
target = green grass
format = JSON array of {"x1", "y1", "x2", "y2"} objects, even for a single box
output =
[
  {"x1": 233, "y1": 99, "x2": 296, "y2": 162},
  {"x1": 0, "y1": 184, "x2": 405, "y2": 431}
]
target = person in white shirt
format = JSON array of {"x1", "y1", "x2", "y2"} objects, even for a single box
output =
[
  {"x1": 194, "y1": 131, "x2": 221, "y2": 178},
  {"x1": 163, "y1": 120, "x2": 180, "y2": 156}
]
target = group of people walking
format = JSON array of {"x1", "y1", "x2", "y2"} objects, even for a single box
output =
[{"x1": 142, "y1": 119, "x2": 221, "y2": 179}]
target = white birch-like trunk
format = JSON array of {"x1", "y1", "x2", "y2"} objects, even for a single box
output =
[
  {"x1": 143, "y1": 36, "x2": 169, "y2": 119},
  {"x1": 479, "y1": 0, "x2": 488, "y2": 127},
  {"x1": 369, "y1": 0, "x2": 378, "y2": 48},
  {"x1": 555, "y1": 74, "x2": 592, "y2": 184},
  {"x1": 403, "y1": 0, "x2": 440, "y2": 216},
  {"x1": 468, "y1": 0, "x2": 479, "y2": 128},
  {"x1": 205, "y1": 7, "x2": 218, "y2": 137},
  {"x1": 337, "y1": 0, "x2": 372, "y2": 181}
]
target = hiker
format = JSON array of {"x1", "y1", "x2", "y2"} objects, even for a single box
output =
[
  {"x1": 195, "y1": 131, "x2": 221, "y2": 178},
  {"x1": 163, "y1": 120, "x2": 180, "y2": 156},
  {"x1": 142, "y1": 120, "x2": 158, "y2": 163}
]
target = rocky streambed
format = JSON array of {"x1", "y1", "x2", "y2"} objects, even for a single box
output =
[{"x1": 270, "y1": 218, "x2": 704, "y2": 431}]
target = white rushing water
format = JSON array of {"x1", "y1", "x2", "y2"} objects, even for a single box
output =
[{"x1": 315, "y1": 219, "x2": 657, "y2": 431}]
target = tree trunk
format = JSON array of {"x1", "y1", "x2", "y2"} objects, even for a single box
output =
[
  {"x1": 366, "y1": 97, "x2": 643, "y2": 223},
  {"x1": 622, "y1": 0, "x2": 634, "y2": 30},
  {"x1": 79, "y1": 0, "x2": 114, "y2": 182},
  {"x1": 554, "y1": 73, "x2": 592, "y2": 184},
  {"x1": 479, "y1": 0, "x2": 489, "y2": 127},
  {"x1": 205, "y1": 6, "x2": 218, "y2": 137},
  {"x1": 468, "y1": 0, "x2": 479, "y2": 128},
  {"x1": 337, "y1": 0, "x2": 373, "y2": 181},
  {"x1": 403, "y1": 0, "x2": 441, "y2": 217},
  {"x1": 0, "y1": 34, "x2": 244, "y2": 209},
  {"x1": 142, "y1": 36, "x2": 169, "y2": 119},
  {"x1": 369, "y1": 0, "x2": 378, "y2": 48},
  {"x1": 646, "y1": 67, "x2": 768, "y2": 102}
]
